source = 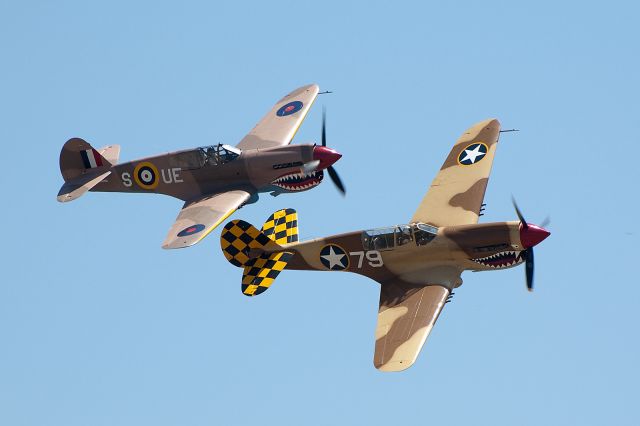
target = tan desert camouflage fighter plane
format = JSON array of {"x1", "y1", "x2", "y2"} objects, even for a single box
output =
[
  {"x1": 57, "y1": 84, "x2": 345, "y2": 249},
  {"x1": 220, "y1": 118, "x2": 550, "y2": 372}
]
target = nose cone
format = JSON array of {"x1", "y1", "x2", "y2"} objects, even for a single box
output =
[
  {"x1": 313, "y1": 145, "x2": 342, "y2": 170},
  {"x1": 520, "y1": 224, "x2": 550, "y2": 249}
]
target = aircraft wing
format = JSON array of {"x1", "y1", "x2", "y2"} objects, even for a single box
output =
[
  {"x1": 236, "y1": 84, "x2": 320, "y2": 150},
  {"x1": 374, "y1": 281, "x2": 450, "y2": 372},
  {"x1": 410, "y1": 119, "x2": 501, "y2": 227},
  {"x1": 162, "y1": 190, "x2": 252, "y2": 249}
]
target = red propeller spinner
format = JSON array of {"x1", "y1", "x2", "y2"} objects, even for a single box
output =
[
  {"x1": 519, "y1": 223, "x2": 551, "y2": 249},
  {"x1": 312, "y1": 145, "x2": 342, "y2": 170}
]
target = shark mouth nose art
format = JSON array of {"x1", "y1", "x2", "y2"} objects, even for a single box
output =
[
  {"x1": 272, "y1": 169, "x2": 324, "y2": 191},
  {"x1": 472, "y1": 250, "x2": 524, "y2": 268}
]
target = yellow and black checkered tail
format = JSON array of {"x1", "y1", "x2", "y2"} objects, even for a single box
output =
[
  {"x1": 261, "y1": 208, "x2": 298, "y2": 244},
  {"x1": 221, "y1": 220, "x2": 280, "y2": 267},
  {"x1": 241, "y1": 251, "x2": 292, "y2": 296},
  {"x1": 221, "y1": 218, "x2": 295, "y2": 297}
]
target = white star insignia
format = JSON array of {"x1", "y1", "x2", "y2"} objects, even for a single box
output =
[
  {"x1": 321, "y1": 246, "x2": 346, "y2": 269},
  {"x1": 460, "y1": 144, "x2": 486, "y2": 164}
]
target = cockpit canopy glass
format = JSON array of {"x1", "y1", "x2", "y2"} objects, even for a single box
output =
[
  {"x1": 414, "y1": 223, "x2": 438, "y2": 246},
  {"x1": 169, "y1": 144, "x2": 241, "y2": 169},
  {"x1": 362, "y1": 223, "x2": 437, "y2": 251},
  {"x1": 200, "y1": 144, "x2": 241, "y2": 166}
]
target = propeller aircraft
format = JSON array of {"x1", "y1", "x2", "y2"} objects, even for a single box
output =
[
  {"x1": 57, "y1": 84, "x2": 345, "y2": 249},
  {"x1": 219, "y1": 118, "x2": 550, "y2": 372}
]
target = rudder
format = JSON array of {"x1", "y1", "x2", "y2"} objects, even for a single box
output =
[
  {"x1": 261, "y1": 208, "x2": 299, "y2": 244},
  {"x1": 60, "y1": 138, "x2": 112, "y2": 182}
]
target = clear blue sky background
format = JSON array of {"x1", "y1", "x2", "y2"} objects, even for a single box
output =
[{"x1": 1, "y1": 1, "x2": 638, "y2": 425}]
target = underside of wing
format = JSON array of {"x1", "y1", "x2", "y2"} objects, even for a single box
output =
[
  {"x1": 411, "y1": 119, "x2": 501, "y2": 227},
  {"x1": 236, "y1": 84, "x2": 320, "y2": 150},
  {"x1": 374, "y1": 281, "x2": 450, "y2": 372},
  {"x1": 162, "y1": 190, "x2": 251, "y2": 249}
]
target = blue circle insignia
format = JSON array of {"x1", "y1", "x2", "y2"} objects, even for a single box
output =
[
  {"x1": 177, "y1": 224, "x2": 206, "y2": 237},
  {"x1": 319, "y1": 244, "x2": 349, "y2": 270},
  {"x1": 458, "y1": 142, "x2": 488, "y2": 165},
  {"x1": 276, "y1": 101, "x2": 304, "y2": 117}
]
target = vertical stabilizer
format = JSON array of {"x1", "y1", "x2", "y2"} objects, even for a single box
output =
[
  {"x1": 57, "y1": 138, "x2": 113, "y2": 202},
  {"x1": 60, "y1": 138, "x2": 112, "y2": 182}
]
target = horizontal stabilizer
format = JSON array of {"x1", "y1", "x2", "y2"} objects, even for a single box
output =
[
  {"x1": 57, "y1": 170, "x2": 111, "y2": 203},
  {"x1": 241, "y1": 251, "x2": 293, "y2": 296},
  {"x1": 221, "y1": 220, "x2": 282, "y2": 267},
  {"x1": 98, "y1": 145, "x2": 120, "y2": 165}
]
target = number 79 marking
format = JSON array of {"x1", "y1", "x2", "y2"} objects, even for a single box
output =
[{"x1": 349, "y1": 251, "x2": 384, "y2": 268}]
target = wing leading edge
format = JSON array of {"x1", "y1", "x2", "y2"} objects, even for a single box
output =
[
  {"x1": 411, "y1": 119, "x2": 501, "y2": 227},
  {"x1": 236, "y1": 84, "x2": 320, "y2": 150},
  {"x1": 374, "y1": 282, "x2": 450, "y2": 372},
  {"x1": 162, "y1": 190, "x2": 251, "y2": 249}
]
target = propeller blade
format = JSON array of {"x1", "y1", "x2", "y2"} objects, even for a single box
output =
[
  {"x1": 540, "y1": 216, "x2": 551, "y2": 228},
  {"x1": 327, "y1": 165, "x2": 346, "y2": 195},
  {"x1": 320, "y1": 106, "x2": 345, "y2": 195},
  {"x1": 321, "y1": 106, "x2": 327, "y2": 147},
  {"x1": 524, "y1": 248, "x2": 534, "y2": 292},
  {"x1": 511, "y1": 196, "x2": 528, "y2": 229}
]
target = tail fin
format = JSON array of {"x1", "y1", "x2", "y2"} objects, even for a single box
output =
[
  {"x1": 59, "y1": 138, "x2": 114, "y2": 182},
  {"x1": 261, "y1": 208, "x2": 299, "y2": 244},
  {"x1": 221, "y1": 209, "x2": 299, "y2": 296},
  {"x1": 57, "y1": 138, "x2": 116, "y2": 202}
]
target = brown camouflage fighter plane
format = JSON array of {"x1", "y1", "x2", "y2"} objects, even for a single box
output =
[
  {"x1": 220, "y1": 118, "x2": 550, "y2": 372},
  {"x1": 57, "y1": 84, "x2": 345, "y2": 249}
]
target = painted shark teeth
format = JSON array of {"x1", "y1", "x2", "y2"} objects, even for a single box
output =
[
  {"x1": 272, "y1": 170, "x2": 324, "y2": 191},
  {"x1": 472, "y1": 250, "x2": 524, "y2": 268},
  {"x1": 273, "y1": 170, "x2": 318, "y2": 183}
]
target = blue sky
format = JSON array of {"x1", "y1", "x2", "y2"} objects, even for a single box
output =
[{"x1": 1, "y1": 1, "x2": 639, "y2": 425}]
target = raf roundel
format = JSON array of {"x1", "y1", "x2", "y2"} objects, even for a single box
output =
[
  {"x1": 320, "y1": 244, "x2": 349, "y2": 271},
  {"x1": 133, "y1": 161, "x2": 159, "y2": 189},
  {"x1": 276, "y1": 101, "x2": 304, "y2": 117},
  {"x1": 458, "y1": 142, "x2": 488, "y2": 166},
  {"x1": 177, "y1": 224, "x2": 206, "y2": 237}
]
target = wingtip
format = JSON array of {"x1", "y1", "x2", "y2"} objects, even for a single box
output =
[
  {"x1": 278, "y1": 83, "x2": 321, "y2": 104},
  {"x1": 484, "y1": 117, "x2": 501, "y2": 128},
  {"x1": 161, "y1": 239, "x2": 196, "y2": 250},
  {"x1": 375, "y1": 359, "x2": 416, "y2": 372}
]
